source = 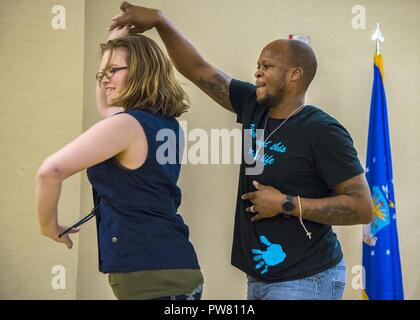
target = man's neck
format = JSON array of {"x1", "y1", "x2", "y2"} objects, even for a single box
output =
[{"x1": 268, "y1": 96, "x2": 306, "y2": 119}]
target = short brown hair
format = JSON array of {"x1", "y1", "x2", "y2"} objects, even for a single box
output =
[{"x1": 100, "y1": 34, "x2": 189, "y2": 117}]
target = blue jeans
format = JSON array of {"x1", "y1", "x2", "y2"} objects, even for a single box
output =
[{"x1": 247, "y1": 259, "x2": 346, "y2": 300}]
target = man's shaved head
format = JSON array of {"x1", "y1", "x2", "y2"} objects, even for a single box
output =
[
  {"x1": 286, "y1": 39, "x2": 317, "y2": 90},
  {"x1": 262, "y1": 39, "x2": 318, "y2": 91}
]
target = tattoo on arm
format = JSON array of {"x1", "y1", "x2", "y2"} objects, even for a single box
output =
[
  {"x1": 335, "y1": 181, "x2": 368, "y2": 198},
  {"x1": 303, "y1": 202, "x2": 360, "y2": 226},
  {"x1": 198, "y1": 72, "x2": 233, "y2": 112},
  {"x1": 301, "y1": 181, "x2": 371, "y2": 226}
]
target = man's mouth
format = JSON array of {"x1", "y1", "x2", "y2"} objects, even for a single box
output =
[{"x1": 256, "y1": 84, "x2": 266, "y2": 93}]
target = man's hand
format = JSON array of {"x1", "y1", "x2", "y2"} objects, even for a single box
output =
[
  {"x1": 42, "y1": 225, "x2": 80, "y2": 249},
  {"x1": 108, "y1": 2, "x2": 234, "y2": 113},
  {"x1": 242, "y1": 181, "x2": 285, "y2": 222},
  {"x1": 108, "y1": 1, "x2": 162, "y2": 33}
]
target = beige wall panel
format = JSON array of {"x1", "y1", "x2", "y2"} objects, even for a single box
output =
[{"x1": 0, "y1": 0, "x2": 85, "y2": 299}]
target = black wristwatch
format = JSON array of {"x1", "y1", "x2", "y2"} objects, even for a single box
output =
[{"x1": 282, "y1": 194, "x2": 296, "y2": 215}]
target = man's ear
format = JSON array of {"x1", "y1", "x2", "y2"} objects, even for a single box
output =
[{"x1": 289, "y1": 67, "x2": 304, "y2": 82}]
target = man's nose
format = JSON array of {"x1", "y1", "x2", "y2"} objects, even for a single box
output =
[{"x1": 255, "y1": 69, "x2": 263, "y2": 79}]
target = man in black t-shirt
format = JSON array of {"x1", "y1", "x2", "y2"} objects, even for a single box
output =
[{"x1": 111, "y1": 2, "x2": 374, "y2": 300}]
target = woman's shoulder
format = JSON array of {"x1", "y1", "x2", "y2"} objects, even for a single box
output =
[{"x1": 99, "y1": 112, "x2": 146, "y2": 138}]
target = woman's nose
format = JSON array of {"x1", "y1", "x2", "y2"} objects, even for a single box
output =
[{"x1": 101, "y1": 76, "x2": 110, "y2": 86}]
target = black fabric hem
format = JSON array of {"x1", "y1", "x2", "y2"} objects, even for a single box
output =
[
  {"x1": 233, "y1": 254, "x2": 344, "y2": 283},
  {"x1": 327, "y1": 167, "x2": 365, "y2": 189},
  {"x1": 100, "y1": 265, "x2": 202, "y2": 274}
]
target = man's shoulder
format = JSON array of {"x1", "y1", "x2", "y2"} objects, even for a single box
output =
[
  {"x1": 229, "y1": 79, "x2": 260, "y2": 123},
  {"x1": 230, "y1": 79, "x2": 257, "y2": 99},
  {"x1": 232, "y1": 78, "x2": 256, "y2": 90},
  {"x1": 302, "y1": 105, "x2": 344, "y2": 130},
  {"x1": 302, "y1": 105, "x2": 355, "y2": 145}
]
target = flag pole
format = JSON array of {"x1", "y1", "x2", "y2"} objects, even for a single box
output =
[
  {"x1": 371, "y1": 22, "x2": 384, "y2": 54},
  {"x1": 363, "y1": 22, "x2": 405, "y2": 300}
]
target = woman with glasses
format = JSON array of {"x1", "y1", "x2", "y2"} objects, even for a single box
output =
[{"x1": 36, "y1": 26, "x2": 203, "y2": 300}]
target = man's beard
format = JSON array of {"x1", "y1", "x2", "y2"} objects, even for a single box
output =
[
  {"x1": 259, "y1": 86, "x2": 285, "y2": 110},
  {"x1": 258, "y1": 72, "x2": 287, "y2": 109}
]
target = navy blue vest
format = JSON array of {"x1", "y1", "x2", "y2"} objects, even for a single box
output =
[{"x1": 87, "y1": 109, "x2": 200, "y2": 273}]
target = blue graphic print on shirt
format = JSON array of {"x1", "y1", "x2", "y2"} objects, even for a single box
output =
[
  {"x1": 252, "y1": 235, "x2": 287, "y2": 274},
  {"x1": 249, "y1": 123, "x2": 287, "y2": 166}
]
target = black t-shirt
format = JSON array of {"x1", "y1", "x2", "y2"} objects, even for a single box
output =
[{"x1": 229, "y1": 79, "x2": 364, "y2": 282}]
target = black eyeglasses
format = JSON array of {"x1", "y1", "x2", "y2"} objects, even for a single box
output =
[
  {"x1": 58, "y1": 205, "x2": 100, "y2": 238},
  {"x1": 96, "y1": 67, "x2": 128, "y2": 82}
]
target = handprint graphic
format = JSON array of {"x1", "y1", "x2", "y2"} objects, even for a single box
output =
[{"x1": 251, "y1": 235, "x2": 286, "y2": 274}]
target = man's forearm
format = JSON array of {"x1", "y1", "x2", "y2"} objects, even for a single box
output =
[
  {"x1": 293, "y1": 193, "x2": 373, "y2": 226},
  {"x1": 155, "y1": 13, "x2": 209, "y2": 81}
]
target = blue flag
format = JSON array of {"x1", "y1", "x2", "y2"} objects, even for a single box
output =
[{"x1": 362, "y1": 54, "x2": 404, "y2": 300}]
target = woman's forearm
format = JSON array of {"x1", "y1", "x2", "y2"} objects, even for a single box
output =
[{"x1": 36, "y1": 166, "x2": 62, "y2": 235}]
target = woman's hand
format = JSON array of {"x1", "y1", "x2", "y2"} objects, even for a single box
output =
[
  {"x1": 107, "y1": 24, "x2": 130, "y2": 41},
  {"x1": 42, "y1": 225, "x2": 80, "y2": 249}
]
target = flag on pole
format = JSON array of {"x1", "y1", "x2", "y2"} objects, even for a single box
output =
[{"x1": 362, "y1": 53, "x2": 404, "y2": 300}]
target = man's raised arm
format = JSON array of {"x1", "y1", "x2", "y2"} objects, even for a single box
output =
[{"x1": 109, "y1": 1, "x2": 234, "y2": 113}]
